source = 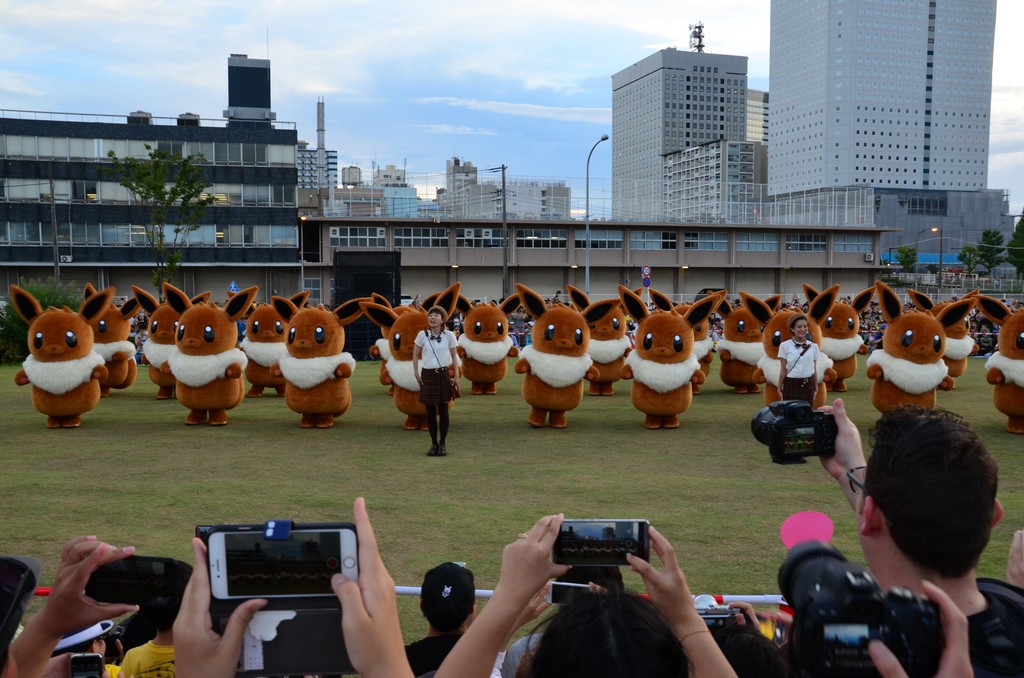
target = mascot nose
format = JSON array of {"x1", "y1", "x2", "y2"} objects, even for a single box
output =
[
  {"x1": 652, "y1": 346, "x2": 672, "y2": 358},
  {"x1": 45, "y1": 344, "x2": 65, "y2": 355},
  {"x1": 183, "y1": 336, "x2": 202, "y2": 349}
]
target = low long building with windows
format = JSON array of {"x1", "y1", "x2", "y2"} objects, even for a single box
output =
[{"x1": 0, "y1": 110, "x2": 299, "y2": 301}]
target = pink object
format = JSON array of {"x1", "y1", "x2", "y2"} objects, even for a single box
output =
[{"x1": 780, "y1": 511, "x2": 834, "y2": 549}]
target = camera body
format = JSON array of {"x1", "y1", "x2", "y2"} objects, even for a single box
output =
[
  {"x1": 751, "y1": 400, "x2": 838, "y2": 464},
  {"x1": 69, "y1": 653, "x2": 104, "y2": 678},
  {"x1": 778, "y1": 541, "x2": 941, "y2": 678},
  {"x1": 694, "y1": 597, "x2": 741, "y2": 628}
]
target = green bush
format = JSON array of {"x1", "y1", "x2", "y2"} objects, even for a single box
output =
[{"x1": 0, "y1": 278, "x2": 84, "y2": 364}]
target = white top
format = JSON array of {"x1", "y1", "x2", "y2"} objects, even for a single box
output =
[
  {"x1": 415, "y1": 329, "x2": 457, "y2": 369},
  {"x1": 778, "y1": 338, "x2": 819, "y2": 379}
]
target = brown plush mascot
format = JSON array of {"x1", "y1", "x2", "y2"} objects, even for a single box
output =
[
  {"x1": 11, "y1": 284, "x2": 113, "y2": 428},
  {"x1": 514, "y1": 283, "x2": 597, "y2": 428},
  {"x1": 907, "y1": 289, "x2": 978, "y2": 383},
  {"x1": 83, "y1": 283, "x2": 139, "y2": 397},
  {"x1": 272, "y1": 296, "x2": 363, "y2": 427},
  {"x1": 455, "y1": 294, "x2": 521, "y2": 395},
  {"x1": 805, "y1": 284, "x2": 873, "y2": 392},
  {"x1": 241, "y1": 290, "x2": 310, "y2": 397},
  {"x1": 567, "y1": 285, "x2": 631, "y2": 396},
  {"x1": 975, "y1": 295, "x2": 1024, "y2": 433},
  {"x1": 163, "y1": 283, "x2": 258, "y2": 425},
  {"x1": 133, "y1": 285, "x2": 212, "y2": 399},
  {"x1": 865, "y1": 281, "x2": 973, "y2": 413},
  {"x1": 716, "y1": 294, "x2": 774, "y2": 394}
]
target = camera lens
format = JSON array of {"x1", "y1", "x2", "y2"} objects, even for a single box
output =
[
  {"x1": 750, "y1": 406, "x2": 778, "y2": 446},
  {"x1": 777, "y1": 541, "x2": 851, "y2": 610}
]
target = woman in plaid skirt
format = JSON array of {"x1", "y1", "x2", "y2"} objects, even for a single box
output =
[
  {"x1": 413, "y1": 305, "x2": 460, "y2": 456},
  {"x1": 777, "y1": 314, "x2": 819, "y2": 405}
]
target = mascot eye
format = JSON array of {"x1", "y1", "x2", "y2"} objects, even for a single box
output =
[
  {"x1": 65, "y1": 330, "x2": 77, "y2": 348},
  {"x1": 848, "y1": 317, "x2": 855, "y2": 331},
  {"x1": 1017, "y1": 332, "x2": 1024, "y2": 350},
  {"x1": 643, "y1": 333, "x2": 654, "y2": 350},
  {"x1": 544, "y1": 324, "x2": 555, "y2": 341},
  {"x1": 901, "y1": 329, "x2": 914, "y2": 347},
  {"x1": 825, "y1": 316, "x2": 834, "y2": 329},
  {"x1": 34, "y1": 331, "x2": 43, "y2": 349},
  {"x1": 98, "y1": 320, "x2": 108, "y2": 333},
  {"x1": 933, "y1": 334, "x2": 941, "y2": 352},
  {"x1": 252, "y1": 320, "x2": 261, "y2": 334},
  {"x1": 393, "y1": 332, "x2": 402, "y2": 351},
  {"x1": 203, "y1": 325, "x2": 215, "y2": 343},
  {"x1": 694, "y1": 324, "x2": 701, "y2": 332},
  {"x1": 177, "y1": 324, "x2": 185, "y2": 341},
  {"x1": 737, "y1": 320, "x2": 746, "y2": 333},
  {"x1": 575, "y1": 328, "x2": 583, "y2": 345},
  {"x1": 275, "y1": 321, "x2": 284, "y2": 334},
  {"x1": 315, "y1": 326, "x2": 326, "y2": 344},
  {"x1": 496, "y1": 321, "x2": 505, "y2": 335},
  {"x1": 288, "y1": 327, "x2": 296, "y2": 343},
  {"x1": 612, "y1": 317, "x2": 620, "y2": 330},
  {"x1": 673, "y1": 334, "x2": 683, "y2": 352},
  {"x1": 150, "y1": 320, "x2": 158, "y2": 333},
  {"x1": 474, "y1": 321, "x2": 483, "y2": 335},
  {"x1": 773, "y1": 330, "x2": 782, "y2": 346}
]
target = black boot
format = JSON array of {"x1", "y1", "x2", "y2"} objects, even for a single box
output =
[{"x1": 427, "y1": 443, "x2": 438, "y2": 456}]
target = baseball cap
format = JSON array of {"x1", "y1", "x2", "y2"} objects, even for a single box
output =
[
  {"x1": 1, "y1": 556, "x2": 41, "y2": 673},
  {"x1": 420, "y1": 563, "x2": 475, "y2": 633},
  {"x1": 54, "y1": 620, "x2": 116, "y2": 653}
]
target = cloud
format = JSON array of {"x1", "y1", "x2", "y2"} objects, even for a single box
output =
[
  {"x1": 414, "y1": 97, "x2": 610, "y2": 124},
  {"x1": 409, "y1": 124, "x2": 500, "y2": 136}
]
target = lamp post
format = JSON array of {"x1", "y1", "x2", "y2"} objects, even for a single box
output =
[
  {"x1": 936, "y1": 227, "x2": 944, "y2": 294},
  {"x1": 913, "y1": 226, "x2": 940, "y2": 275},
  {"x1": 585, "y1": 134, "x2": 610, "y2": 295}
]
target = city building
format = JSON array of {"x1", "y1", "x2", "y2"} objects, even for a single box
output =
[
  {"x1": 611, "y1": 47, "x2": 748, "y2": 219},
  {"x1": 437, "y1": 157, "x2": 570, "y2": 220},
  {"x1": 746, "y1": 89, "x2": 769, "y2": 143},
  {"x1": 223, "y1": 54, "x2": 277, "y2": 128},
  {"x1": 664, "y1": 140, "x2": 768, "y2": 223},
  {"x1": 297, "y1": 140, "x2": 338, "y2": 190}
]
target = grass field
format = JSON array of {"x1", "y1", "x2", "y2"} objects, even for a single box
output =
[{"x1": 2, "y1": 353, "x2": 1022, "y2": 642}]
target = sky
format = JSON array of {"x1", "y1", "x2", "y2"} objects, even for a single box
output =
[{"x1": 2, "y1": 1, "x2": 1022, "y2": 216}]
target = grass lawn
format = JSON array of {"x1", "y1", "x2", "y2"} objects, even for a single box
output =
[{"x1": 2, "y1": 353, "x2": 1022, "y2": 642}]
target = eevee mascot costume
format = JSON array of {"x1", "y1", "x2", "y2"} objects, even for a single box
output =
[
  {"x1": 716, "y1": 294, "x2": 773, "y2": 394},
  {"x1": 11, "y1": 284, "x2": 113, "y2": 428},
  {"x1": 241, "y1": 290, "x2": 310, "y2": 397},
  {"x1": 566, "y1": 285, "x2": 631, "y2": 396},
  {"x1": 805, "y1": 284, "x2": 873, "y2": 392},
  {"x1": 514, "y1": 283, "x2": 597, "y2": 428},
  {"x1": 83, "y1": 283, "x2": 139, "y2": 397},
  {"x1": 163, "y1": 283, "x2": 258, "y2": 425},
  {"x1": 455, "y1": 294, "x2": 521, "y2": 395},
  {"x1": 133, "y1": 285, "x2": 212, "y2": 400},
  {"x1": 976, "y1": 295, "x2": 1024, "y2": 433}
]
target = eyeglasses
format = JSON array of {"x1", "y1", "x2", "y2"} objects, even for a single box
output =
[{"x1": 846, "y1": 466, "x2": 868, "y2": 495}]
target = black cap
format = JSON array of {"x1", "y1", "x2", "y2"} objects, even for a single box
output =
[
  {"x1": 420, "y1": 563, "x2": 475, "y2": 632},
  {"x1": 1, "y1": 556, "x2": 41, "y2": 672}
]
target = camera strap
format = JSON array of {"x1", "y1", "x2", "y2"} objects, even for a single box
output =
[
  {"x1": 424, "y1": 329, "x2": 447, "y2": 368},
  {"x1": 784, "y1": 343, "x2": 812, "y2": 378}
]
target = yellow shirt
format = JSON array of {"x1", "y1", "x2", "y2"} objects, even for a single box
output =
[{"x1": 120, "y1": 641, "x2": 175, "y2": 678}]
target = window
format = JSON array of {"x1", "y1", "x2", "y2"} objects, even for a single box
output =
[
  {"x1": 517, "y1": 229, "x2": 568, "y2": 249},
  {"x1": 272, "y1": 185, "x2": 296, "y2": 206},
  {"x1": 457, "y1": 227, "x2": 504, "y2": 248},
  {"x1": 329, "y1": 226, "x2": 386, "y2": 248},
  {"x1": 573, "y1": 229, "x2": 624, "y2": 249},
  {"x1": 736, "y1": 232, "x2": 779, "y2": 251},
  {"x1": 786, "y1": 233, "x2": 827, "y2": 252},
  {"x1": 72, "y1": 180, "x2": 98, "y2": 203},
  {"x1": 630, "y1": 230, "x2": 677, "y2": 250},
  {"x1": 394, "y1": 227, "x2": 448, "y2": 248},
  {"x1": 683, "y1": 231, "x2": 728, "y2": 251},
  {"x1": 834, "y1": 233, "x2": 873, "y2": 253},
  {"x1": 304, "y1": 275, "x2": 322, "y2": 306},
  {"x1": 271, "y1": 225, "x2": 297, "y2": 246},
  {"x1": 157, "y1": 140, "x2": 184, "y2": 156}
]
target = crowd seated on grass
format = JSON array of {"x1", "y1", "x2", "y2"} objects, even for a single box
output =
[{"x1": 5, "y1": 402, "x2": 1024, "y2": 678}]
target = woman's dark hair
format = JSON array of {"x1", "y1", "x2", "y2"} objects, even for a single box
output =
[
  {"x1": 527, "y1": 590, "x2": 688, "y2": 678},
  {"x1": 711, "y1": 623, "x2": 788, "y2": 678}
]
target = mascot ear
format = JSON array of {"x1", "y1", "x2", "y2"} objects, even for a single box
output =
[
  {"x1": 875, "y1": 281, "x2": 903, "y2": 322},
  {"x1": 803, "y1": 283, "x2": 820, "y2": 304},
  {"x1": 582, "y1": 298, "x2": 620, "y2": 325},
  {"x1": 717, "y1": 297, "x2": 734, "y2": 318},
  {"x1": 936, "y1": 297, "x2": 974, "y2": 329},
  {"x1": 618, "y1": 285, "x2": 649, "y2": 322},
  {"x1": 499, "y1": 294, "x2": 521, "y2": 316},
  {"x1": 333, "y1": 298, "x2": 364, "y2": 326},
  {"x1": 132, "y1": 285, "x2": 160, "y2": 314},
  {"x1": 81, "y1": 287, "x2": 114, "y2": 324},
  {"x1": 740, "y1": 292, "x2": 774, "y2": 326},
  {"x1": 225, "y1": 286, "x2": 259, "y2": 322},
  {"x1": 765, "y1": 295, "x2": 782, "y2": 312},
  {"x1": 907, "y1": 289, "x2": 935, "y2": 312},
  {"x1": 566, "y1": 284, "x2": 590, "y2": 311},
  {"x1": 808, "y1": 284, "x2": 840, "y2": 324},
  {"x1": 83, "y1": 282, "x2": 99, "y2": 299},
  {"x1": 360, "y1": 301, "x2": 400, "y2": 330},
  {"x1": 290, "y1": 290, "x2": 311, "y2": 309},
  {"x1": 10, "y1": 284, "x2": 44, "y2": 325},
  {"x1": 650, "y1": 289, "x2": 674, "y2": 312},
  {"x1": 432, "y1": 282, "x2": 462, "y2": 319},
  {"x1": 851, "y1": 287, "x2": 875, "y2": 313},
  {"x1": 273, "y1": 296, "x2": 300, "y2": 322},
  {"x1": 517, "y1": 283, "x2": 548, "y2": 319},
  {"x1": 456, "y1": 294, "x2": 473, "y2": 314},
  {"x1": 684, "y1": 291, "x2": 725, "y2": 327},
  {"x1": 976, "y1": 295, "x2": 1010, "y2": 326},
  {"x1": 120, "y1": 297, "x2": 141, "y2": 319},
  {"x1": 164, "y1": 282, "x2": 193, "y2": 314}
]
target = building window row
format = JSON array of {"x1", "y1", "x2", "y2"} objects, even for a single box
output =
[
  {"x1": 573, "y1": 229, "x2": 624, "y2": 250},
  {"x1": 517, "y1": 229, "x2": 568, "y2": 248},
  {"x1": 1, "y1": 178, "x2": 296, "y2": 207},
  {"x1": 0, "y1": 221, "x2": 297, "y2": 247},
  {"x1": 683, "y1": 231, "x2": 729, "y2": 251},
  {"x1": 394, "y1": 227, "x2": 449, "y2": 248},
  {"x1": 1, "y1": 135, "x2": 296, "y2": 166}
]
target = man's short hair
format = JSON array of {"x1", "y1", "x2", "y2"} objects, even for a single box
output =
[
  {"x1": 420, "y1": 563, "x2": 475, "y2": 633},
  {"x1": 867, "y1": 406, "x2": 998, "y2": 577}
]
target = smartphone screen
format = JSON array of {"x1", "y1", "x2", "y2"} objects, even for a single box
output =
[
  {"x1": 84, "y1": 556, "x2": 177, "y2": 606},
  {"x1": 208, "y1": 526, "x2": 358, "y2": 599},
  {"x1": 546, "y1": 581, "x2": 590, "y2": 605},
  {"x1": 70, "y1": 652, "x2": 105, "y2": 678},
  {"x1": 553, "y1": 519, "x2": 650, "y2": 566}
]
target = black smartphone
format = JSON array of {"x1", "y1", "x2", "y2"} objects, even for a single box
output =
[
  {"x1": 84, "y1": 556, "x2": 178, "y2": 607},
  {"x1": 69, "y1": 652, "x2": 104, "y2": 678},
  {"x1": 553, "y1": 519, "x2": 651, "y2": 566}
]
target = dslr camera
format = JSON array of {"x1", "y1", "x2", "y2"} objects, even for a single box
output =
[
  {"x1": 751, "y1": 400, "x2": 837, "y2": 463},
  {"x1": 778, "y1": 541, "x2": 941, "y2": 678},
  {"x1": 693, "y1": 594, "x2": 741, "y2": 628}
]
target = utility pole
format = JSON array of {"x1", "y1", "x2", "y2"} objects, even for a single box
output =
[
  {"x1": 501, "y1": 164, "x2": 509, "y2": 299},
  {"x1": 49, "y1": 162, "x2": 60, "y2": 284}
]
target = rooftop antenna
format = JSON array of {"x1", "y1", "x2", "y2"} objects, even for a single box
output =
[
  {"x1": 689, "y1": 22, "x2": 705, "y2": 53},
  {"x1": 266, "y1": 27, "x2": 270, "y2": 58}
]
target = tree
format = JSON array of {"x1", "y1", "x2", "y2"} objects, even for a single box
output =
[
  {"x1": 105, "y1": 145, "x2": 214, "y2": 294},
  {"x1": 0, "y1": 277, "x2": 81, "y2": 363},
  {"x1": 976, "y1": 228, "x2": 1008, "y2": 276},
  {"x1": 956, "y1": 245, "x2": 982, "y2": 275},
  {"x1": 895, "y1": 245, "x2": 917, "y2": 272},
  {"x1": 1007, "y1": 214, "x2": 1024, "y2": 281}
]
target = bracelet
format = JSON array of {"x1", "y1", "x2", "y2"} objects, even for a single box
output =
[{"x1": 678, "y1": 628, "x2": 711, "y2": 642}]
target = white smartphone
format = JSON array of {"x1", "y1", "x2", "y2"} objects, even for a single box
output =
[
  {"x1": 545, "y1": 581, "x2": 590, "y2": 605},
  {"x1": 207, "y1": 523, "x2": 358, "y2": 600}
]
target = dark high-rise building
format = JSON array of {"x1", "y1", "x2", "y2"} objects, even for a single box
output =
[{"x1": 224, "y1": 54, "x2": 277, "y2": 128}]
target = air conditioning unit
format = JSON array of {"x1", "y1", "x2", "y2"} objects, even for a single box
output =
[
  {"x1": 59, "y1": 255, "x2": 73, "y2": 264},
  {"x1": 329, "y1": 227, "x2": 341, "y2": 238},
  {"x1": 864, "y1": 253, "x2": 876, "y2": 262},
  {"x1": 481, "y1": 229, "x2": 492, "y2": 239},
  {"x1": 377, "y1": 228, "x2": 385, "y2": 237}
]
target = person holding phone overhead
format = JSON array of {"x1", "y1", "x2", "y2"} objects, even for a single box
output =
[
  {"x1": 413, "y1": 305, "x2": 460, "y2": 457},
  {"x1": 777, "y1": 314, "x2": 819, "y2": 405}
]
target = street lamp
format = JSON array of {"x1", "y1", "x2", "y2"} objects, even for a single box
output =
[
  {"x1": 585, "y1": 134, "x2": 610, "y2": 295},
  {"x1": 936, "y1": 227, "x2": 944, "y2": 293},
  {"x1": 913, "y1": 226, "x2": 940, "y2": 275}
]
